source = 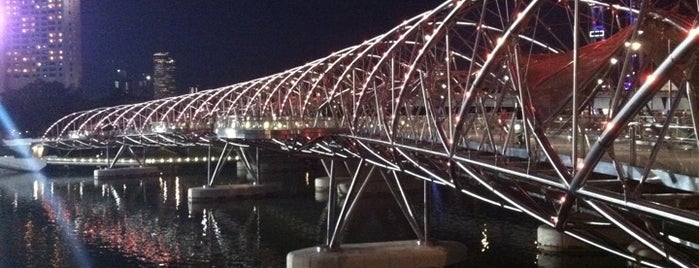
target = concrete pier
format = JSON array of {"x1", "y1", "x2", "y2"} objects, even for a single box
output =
[
  {"x1": 627, "y1": 241, "x2": 663, "y2": 263},
  {"x1": 93, "y1": 166, "x2": 160, "y2": 179},
  {"x1": 287, "y1": 240, "x2": 467, "y2": 268},
  {"x1": 314, "y1": 176, "x2": 350, "y2": 201},
  {"x1": 537, "y1": 224, "x2": 634, "y2": 254},
  {"x1": 188, "y1": 183, "x2": 281, "y2": 202},
  {"x1": 0, "y1": 156, "x2": 46, "y2": 172},
  {"x1": 537, "y1": 225, "x2": 594, "y2": 252}
]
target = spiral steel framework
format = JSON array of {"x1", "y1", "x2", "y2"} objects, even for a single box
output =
[{"x1": 42, "y1": 0, "x2": 699, "y2": 266}]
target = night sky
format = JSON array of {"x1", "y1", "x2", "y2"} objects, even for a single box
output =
[{"x1": 82, "y1": 0, "x2": 445, "y2": 97}]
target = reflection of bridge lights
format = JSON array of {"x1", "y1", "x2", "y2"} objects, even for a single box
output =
[
  {"x1": 480, "y1": 224, "x2": 490, "y2": 252},
  {"x1": 33, "y1": 180, "x2": 42, "y2": 200},
  {"x1": 163, "y1": 179, "x2": 168, "y2": 202},
  {"x1": 175, "y1": 177, "x2": 181, "y2": 210}
]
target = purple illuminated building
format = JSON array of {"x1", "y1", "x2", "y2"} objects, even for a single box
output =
[{"x1": 0, "y1": 0, "x2": 82, "y2": 93}]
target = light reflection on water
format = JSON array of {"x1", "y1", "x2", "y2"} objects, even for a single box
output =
[{"x1": 0, "y1": 170, "x2": 625, "y2": 267}]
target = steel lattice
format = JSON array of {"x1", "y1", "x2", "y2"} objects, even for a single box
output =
[{"x1": 41, "y1": 1, "x2": 699, "y2": 266}]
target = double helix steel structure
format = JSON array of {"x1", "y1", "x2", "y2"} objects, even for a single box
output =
[{"x1": 42, "y1": 0, "x2": 699, "y2": 266}]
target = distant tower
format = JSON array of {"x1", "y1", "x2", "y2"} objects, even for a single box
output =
[
  {"x1": 0, "y1": 0, "x2": 82, "y2": 93},
  {"x1": 153, "y1": 52, "x2": 176, "y2": 99}
]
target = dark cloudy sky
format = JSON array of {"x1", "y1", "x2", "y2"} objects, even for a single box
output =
[{"x1": 81, "y1": 0, "x2": 445, "y2": 95}]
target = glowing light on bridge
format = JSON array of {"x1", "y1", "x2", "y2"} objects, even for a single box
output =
[
  {"x1": 690, "y1": 27, "x2": 699, "y2": 37},
  {"x1": 630, "y1": 41, "x2": 641, "y2": 51},
  {"x1": 645, "y1": 74, "x2": 656, "y2": 83}
]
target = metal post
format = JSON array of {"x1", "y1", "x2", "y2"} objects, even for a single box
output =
[
  {"x1": 255, "y1": 147, "x2": 260, "y2": 185},
  {"x1": 207, "y1": 144, "x2": 211, "y2": 182},
  {"x1": 379, "y1": 170, "x2": 425, "y2": 241},
  {"x1": 325, "y1": 159, "x2": 337, "y2": 247},
  {"x1": 572, "y1": 0, "x2": 580, "y2": 174},
  {"x1": 108, "y1": 144, "x2": 126, "y2": 169},
  {"x1": 209, "y1": 143, "x2": 233, "y2": 186},
  {"x1": 634, "y1": 87, "x2": 684, "y2": 193},
  {"x1": 330, "y1": 160, "x2": 375, "y2": 249},
  {"x1": 422, "y1": 178, "x2": 430, "y2": 245},
  {"x1": 685, "y1": 82, "x2": 699, "y2": 149},
  {"x1": 629, "y1": 124, "x2": 637, "y2": 167}
]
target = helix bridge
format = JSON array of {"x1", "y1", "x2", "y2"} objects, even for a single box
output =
[{"x1": 40, "y1": 0, "x2": 699, "y2": 266}]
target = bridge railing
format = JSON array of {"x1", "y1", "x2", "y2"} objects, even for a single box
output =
[
  {"x1": 348, "y1": 112, "x2": 698, "y2": 180},
  {"x1": 214, "y1": 115, "x2": 346, "y2": 139}
]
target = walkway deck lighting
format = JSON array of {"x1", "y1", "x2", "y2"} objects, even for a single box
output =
[{"x1": 631, "y1": 41, "x2": 641, "y2": 50}]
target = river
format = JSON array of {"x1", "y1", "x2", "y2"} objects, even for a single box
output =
[{"x1": 0, "y1": 166, "x2": 625, "y2": 267}]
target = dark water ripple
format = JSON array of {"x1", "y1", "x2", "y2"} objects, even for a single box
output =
[{"x1": 0, "y1": 170, "x2": 625, "y2": 267}]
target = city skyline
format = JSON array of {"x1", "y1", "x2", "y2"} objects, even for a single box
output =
[{"x1": 81, "y1": 0, "x2": 444, "y2": 97}]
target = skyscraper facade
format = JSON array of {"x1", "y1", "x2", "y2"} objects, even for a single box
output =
[
  {"x1": 153, "y1": 52, "x2": 176, "y2": 99},
  {"x1": 0, "y1": 0, "x2": 82, "y2": 93}
]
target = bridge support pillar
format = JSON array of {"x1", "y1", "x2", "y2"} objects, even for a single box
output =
[
  {"x1": 286, "y1": 240, "x2": 467, "y2": 268},
  {"x1": 292, "y1": 157, "x2": 469, "y2": 268},
  {"x1": 313, "y1": 176, "x2": 350, "y2": 202},
  {"x1": 234, "y1": 147, "x2": 308, "y2": 184},
  {"x1": 537, "y1": 225, "x2": 595, "y2": 252},
  {"x1": 93, "y1": 143, "x2": 156, "y2": 179}
]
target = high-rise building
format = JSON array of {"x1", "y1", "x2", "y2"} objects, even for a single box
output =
[
  {"x1": 153, "y1": 52, "x2": 176, "y2": 99},
  {"x1": 0, "y1": 0, "x2": 82, "y2": 93}
]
